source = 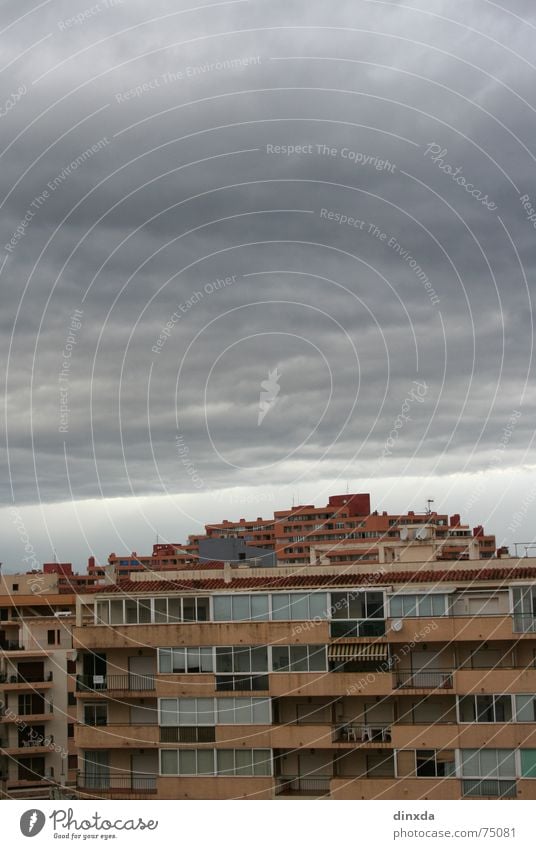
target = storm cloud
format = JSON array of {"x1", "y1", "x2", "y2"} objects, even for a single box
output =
[{"x1": 1, "y1": 0, "x2": 535, "y2": 566}]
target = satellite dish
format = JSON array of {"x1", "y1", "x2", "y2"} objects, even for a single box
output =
[{"x1": 391, "y1": 620, "x2": 403, "y2": 632}]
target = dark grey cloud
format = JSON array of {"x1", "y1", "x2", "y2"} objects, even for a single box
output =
[{"x1": 0, "y1": 0, "x2": 535, "y2": 551}]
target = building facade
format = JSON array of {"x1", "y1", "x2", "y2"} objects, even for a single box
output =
[
  {"x1": 72, "y1": 548, "x2": 536, "y2": 800},
  {"x1": 0, "y1": 590, "x2": 77, "y2": 799}
]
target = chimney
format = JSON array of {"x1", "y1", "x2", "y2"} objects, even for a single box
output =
[
  {"x1": 223, "y1": 561, "x2": 233, "y2": 584},
  {"x1": 104, "y1": 563, "x2": 116, "y2": 585}
]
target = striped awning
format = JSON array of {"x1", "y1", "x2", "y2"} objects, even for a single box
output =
[{"x1": 328, "y1": 643, "x2": 389, "y2": 661}]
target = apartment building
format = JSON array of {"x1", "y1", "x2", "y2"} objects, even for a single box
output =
[
  {"x1": 0, "y1": 589, "x2": 77, "y2": 799},
  {"x1": 72, "y1": 545, "x2": 536, "y2": 801},
  {"x1": 94, "y1": 493, "x2": 497, "y2": 576}
]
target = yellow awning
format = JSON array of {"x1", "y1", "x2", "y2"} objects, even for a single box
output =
[{"x1": 328, "y1": 643, "x2": 389, "y2": 661}]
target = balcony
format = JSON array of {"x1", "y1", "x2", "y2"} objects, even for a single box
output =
[
  {"x1": 3, "y1": 742, "x2": 52, "y2": 756},
  {"x1": 330, "y1": 776, "x2": 460, "y2": 800},
  {"x1": 75, "y1": 724, "x2": 159, "y2": 748},
  {"x1": 462, "y1": 778, "x2": 517, "y2": 798},
  {"x1": 76, "y1": 674, "x2": 155, "y2": 694},
  {"x1": 0, "y1": 711, "x2": 51, "y2": 724},
  {"x1": 275, "y1": 775, "x2": 331, "y2": 797},
  {"x1": 270, "y1": 671, "x2": 394, "y2": 697},
  {"x1": 77, "y1": 774, "x2": 158, "y2": 796},
  {"x1": 0, "y1": 641, "x2": 23, "y2": 651},
  {"x1": 333, "y1": 723, "x2": 391, "y2": 744},
  {"x1": 394, "y1": 670, "x2": 454, "y2": 690},
  {"x1": 2, "y1": 673, "x2": 53, "y2": 690}
]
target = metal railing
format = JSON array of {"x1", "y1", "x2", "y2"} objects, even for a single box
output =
[
  {"x1": 462, "y1": 779, "x2": 517, "y2": 798},
  {"x1": 276, "y1": 775, "x2": 331, "y2": 795},
  {"x1": 334, "y1": 723, "x2": 391, "y2": 743},
  {"x1": 395, "y1": 670, "x2": 454, "y2": 689},
  {"x1": 18, "y1": 736, "x2": 54, "y2": 748},
  {"x1": 76, "y1": 675, "x2": 155, "y2": 692},
  {"x1": 78, "y1": 774, "x2": 158, "y2": 792},
  {"x1": 7, "y1": 672, "x2": 53, "y2": 685}
]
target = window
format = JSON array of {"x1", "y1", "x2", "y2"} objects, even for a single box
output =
[
  {"x1": 217, "y1": 749, "x2": 272, "y2": 776},
  {"x1": 68, "y1": 755, "x2": 78, "y2": 770},
  {"x1": 216, "y1": 698, "x2": 271, "y2": 724},
  {"x1": 12, "y1": 584, "x2": 19, "y2": 591},
  {"x1": 83, "y1": 704, "x2": 108, "y2": 726},
  {"x1": 330, "y1": 620, "x2": 386, "y2": 638},
  {"x1": 520, "y1": 750, "x2": 536, "y2": 778},
  {"x1": 271, "y1": 593, "x2": 328, "y2": 621},
  {"x1": 331, "y1": 591, "x2": 385, "y2": 619},
  {"x1": 461, "y1": 749, "x2": 516, "y2": 778},
  {"x1": 331, "y1": 591, "x2": 362, "y2": 619},
  {"x1": 68, "y1": 692, "x2": 76, "y2": 706},
  {"x1": 466, "y1": 648, "x2": 505, "y2": 669},
  {"x1": 389, "y1": 594, "x2": 447, "y2": 618},
  {"x1": 95, "y1": 596, "x2": 210, "y2": 625},
  {"x1": 158, "y1": 647, "x2": 214, "y2": 673},
  {"x1": 415, "y1": 750, "x2": 455, "y2": 777},
  {"x1": 215, "y1": 647, "x2": 268, "y2": 674},
  {"x1": 159, "y1": 697, "x2": 271, "y2": 726},
  {"x1": 515, "y1": 695, "x2": 536, "y2": 722},
  {"x1": 213, "y1": 595, "x2": 269, "y2": 621},
  {"x1": 458, "y1": 695, "x2": 512, "y2": 723},
  {"x1": 47, "y1": 630, "x2": 56, "y2": 645},
  {"x1": 67, "y1": 660, "x2": 76, "y2": 674},
  {"x1": 215, "y1": 674, "x2": 269, "y2": 692},
  {"x1": 512, "y1": 586, "x2": 536, "y2": 631},
  {"x1": 271, "y1": 645, "x2": 327, "y2": 672},
  {"x1": 161, "y1": 726, "x2": 215, "y2": 743},
  {"x1": 161, "y1": 749, "x2": 214, "y2": 776},
  {"x1": 67, "y1": 723, "x2": 74, "y2": 738},
  {"x1": 160, "y1": 749, "x2": 272, "y2": 776},
  {"x1": 159, "y1": 698, "x2": 215, "y2": 726},
  {"x1": 18, "y1": 694, "x2": 45, "y2": 715}
]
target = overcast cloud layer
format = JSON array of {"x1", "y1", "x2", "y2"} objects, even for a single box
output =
[{"x1": 1, "y1": 0, "x2": 536, "y2": 568}]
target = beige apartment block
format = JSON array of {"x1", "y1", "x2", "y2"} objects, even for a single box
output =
[
  {"x1": 71, "y1": 549, "x2": 536, "y2": 800},
  {"x1": 0, "y1": 592, "x2": 77, "y2": 799}
]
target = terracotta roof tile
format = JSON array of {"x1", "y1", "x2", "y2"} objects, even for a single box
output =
[{"x1": 87, "y1": 564, "x2": 536, "y2": 594}]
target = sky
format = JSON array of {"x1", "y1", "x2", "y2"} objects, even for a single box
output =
[{"x1": 1, "y1": 0, "x2": 535, "y2": 571}]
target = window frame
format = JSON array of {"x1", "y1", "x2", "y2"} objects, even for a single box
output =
[{"x1": 159, "y1": 748, "x2": 273, "y2": 777}]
